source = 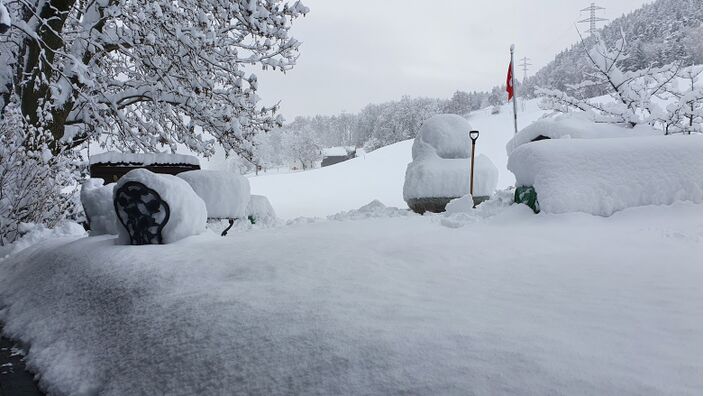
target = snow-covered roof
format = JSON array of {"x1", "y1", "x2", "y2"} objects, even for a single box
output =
[
  {"x1": 89, "y1": 151, "x2": 200, "y2": 166},
  {"x1": 506, "y1": 113, "x2": 659, "y2": 155},
  {"x1": 322, "y1": 146, "x2": 354, "y2": 157}
]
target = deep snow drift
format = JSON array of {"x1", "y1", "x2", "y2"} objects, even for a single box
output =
[{"x1": 0, "y1": 203, "x2": 701, "y2": 395}]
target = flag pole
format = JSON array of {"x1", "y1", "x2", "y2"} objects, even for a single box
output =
[{"x1": 510, "y1": 44, "x2": 518, "y2": 135}]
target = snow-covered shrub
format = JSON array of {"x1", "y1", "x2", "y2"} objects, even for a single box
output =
[
  {"x1": 80, "y1": 179, "x2": 118, "y2": 235},
  {"x1": 0, "y1": 102, "x2": 81, "y2": 245},
  {"x1": 114, "y1": 169, "x2": 207, "y2": 244},
  {"x1": 403, "y1": 114, "x2": 498, "y2": 208},
  {"x1": 178, "y1": 170, "x2": 250, "y2": 219},
  {"x1": 537, "y1": 32, "x2": 702, "y2": 135},
  {"x1": 507, "y1": 135, "x2": 703, "y2": 216},
  {"x1": 246, "y1": 195, "x2": 277, "y2": 224}
]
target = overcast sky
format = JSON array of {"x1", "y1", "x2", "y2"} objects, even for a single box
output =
[{"x1": 257, "y1": 0, "x2": 653, "y2": 119}]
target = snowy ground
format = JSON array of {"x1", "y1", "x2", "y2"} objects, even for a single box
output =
[
  {"x1": 0, "y1": 201, "x2": 701, "y2": 395},
  {"x1": 249, "y1": 99, "x2": 546, "y2": 219}
]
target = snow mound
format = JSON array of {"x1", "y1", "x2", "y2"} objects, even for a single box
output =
[
  {"x1": 444, "y1": 194, "x2": 475, "y2": 214},
  {"x1": 80, "y1": 178, "x2": 118, "y2": 235},
  {"x1": 90, "y1": 151, "x2": 200, "y2": 166},
  {"x1": 246, "y1": 195, "x2": 277, "y2": 225},
  {"x1": 404, "y1": 114, "x2": 499, "y2": 202},
  {"x1": 506, "y1": 112, "x2": 658, "y2": 155},
  {"x1": 404, "y1": 155, "x2": 498, "y2": 200},
  {"x1": 508, "y1": 135, "x2": 703, "y2": 216},
  {"x1": 114, "y1": 169, "x2": 207, "y2": 244},
  {"x1": 412, "y1": 114, "x2": 473, "y2": 159},
  {"x1": 328, "y1": 200, "x2": 413, "y2": 221},
  {"x1": 178, "y1": 170, "x2": 250, "y2": 219},
  {"x1": 440, "y1": 189, "x2": 516, "y2": 228},
  {"x1": 0, "y1": 221, "x2": 86, "y2": 259}
]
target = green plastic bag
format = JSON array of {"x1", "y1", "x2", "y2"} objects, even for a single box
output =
[{"x1": 514, "y1": 186, "x2": 540, "y2": 214}]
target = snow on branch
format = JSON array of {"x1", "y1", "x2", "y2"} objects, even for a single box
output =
[{"x1": 536, "y1": 30, "x2": 701, "y2": 134}]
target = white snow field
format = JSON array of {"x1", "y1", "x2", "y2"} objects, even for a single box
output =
[
  {"x1": 250, "y1": 100, "x2": 546, "y2": 219},
  {"x1": 0, "y1": 202, "x2": 701, "y2": 395}
]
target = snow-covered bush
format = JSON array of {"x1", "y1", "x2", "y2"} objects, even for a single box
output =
[
  {"x1": 114, "y1": 169, "x2": 207, "y2": 244},
  {"x1": 403, "y1": 114, "x2": 498, "y2": 208},
  {"x1": 0, "y1": 102, "x2": 81, "y2": 245},
  {"x1": 177, "y1": 170, "x2": 250, "y2": 219},
  {"x1": 507, "y1": 135, "x2": 703, "y2": 216},
  {"x1": 80, "y1": 179, "x2": 118, "y2": 235},
  {"x1": 537, "y1": 32, "x2": 702, "y2": 134},
  {"x1": 246, "y1": 195, "x2": 277, "y2": 224}
]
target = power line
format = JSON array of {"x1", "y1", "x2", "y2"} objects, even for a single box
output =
[{"x1": 578, "y1": 3, "x2": 607, "y2": 36}]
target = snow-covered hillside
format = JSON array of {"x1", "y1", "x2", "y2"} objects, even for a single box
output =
[{"x1": 250, "y1": 99, "x2": 547, "y2": 219}]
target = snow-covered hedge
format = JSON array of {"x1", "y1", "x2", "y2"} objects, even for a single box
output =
[
  {"x1": 80, "y1": 179, "x2": 118, "y2": 235},
  {"x1": 508, "y1": 135, "x2": 703, "y2": 216},
  {"x1": 403, "y1": 114, "x2": 498, "y2": 202},
  {"x1": 506, "y1": 113, "x2": 658, "y2": 155},
  {"x1": 114, "y1": 169, "x2": 207, "y2": 244},
  {"x1": 177, "y1": 170, "x2": 250, "y2": 219}
]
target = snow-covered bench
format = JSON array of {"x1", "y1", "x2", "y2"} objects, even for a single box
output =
[
  {"x1": 403, "y1": 114, "x2": 498, "y2": 214},
  {"x1": 177, "y1": 170, "x2": 251, "y2": 236}
]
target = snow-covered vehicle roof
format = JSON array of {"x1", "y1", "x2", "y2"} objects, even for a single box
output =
[
  {"x1": 506, "y1": 113, "x2": 659, "y2": 155},
  {"x1": 89, "y1": 151, "x2": 200, "y2": 166}
]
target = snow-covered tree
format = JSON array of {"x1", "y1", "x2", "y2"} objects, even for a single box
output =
[
  {"x1": 655, "y1": 66, "x2": 703, "y2": 134},
  {"x1": 443, "y1": 91, "x2": 472, "y2": 116},
  {"x1": 282, "y1": 120, "x2": 321, "y2": 169},
  {"x1": 537, "y1": 32, "x2": 701, "y2": 134},
  {"x1": 0, "y1": 0, "x2": 308, "y2": 159},
  {"x1": 0, "y1": 101, "x2": 81, "y2": 244},
  {"x1": 0, "y1": 0, "x2": 307, "y2": 243}
]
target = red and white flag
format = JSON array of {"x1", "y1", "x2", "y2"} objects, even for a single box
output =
[{"x1": 506, "y1": 61, "x2": 514, "y2": 100}]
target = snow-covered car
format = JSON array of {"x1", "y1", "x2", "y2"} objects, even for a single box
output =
[{"x1": 403, "y1": 114, "x2": 498, "y2": 213}]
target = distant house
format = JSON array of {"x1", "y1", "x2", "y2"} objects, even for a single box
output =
[
  {"x1": 321, "y1": 146, "x2": 356, "y2": 167},
  {"x1": 89, "y1": 152, "x2": 200, "y2": 183}
]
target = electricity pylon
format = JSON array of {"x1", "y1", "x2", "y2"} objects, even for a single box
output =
[
  {"x1": 518, "y1": 57, "x2": 531, "y2": 110},
  {"x1": 578, "y1": 3, "x2": 607, "y2": 36}
]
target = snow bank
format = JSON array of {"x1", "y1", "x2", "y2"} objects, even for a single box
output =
[
  {"x1": 508, "y1": 135, "x2": 703, "y2": 216},
  {"x1": 245, "y1": 195, "x2": 277, "y2": 224},
  {"x1": 114, "y1": 169, "x2": 207, "y2": 244},
  {"x1": 0, "y1": 221, "x2": 85, "y2": 259},
  {"x1": 328, "y1": 200, "x2": 412, "y2": 221},
  {"x1": 404, "y1": 114, "x2": 498, "y2": 202},
  {"x1": 506, "y1": 112, "x2": 659, "y2": 155},
  {"x1": 178, "y1": 170, "x2": 250, "y2": 218},
  {"x1": 90, "y1": 151, "x2": 199, "y2": 166},
  {"x1": 440, "y1": 189, "x2": 517, "y2": 228},
  {"x1": 80, "y1": 179, "x2": 118, "y2": 235}
]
